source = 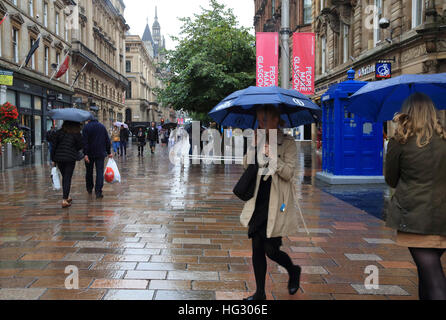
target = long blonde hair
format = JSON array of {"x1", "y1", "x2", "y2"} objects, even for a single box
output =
[{"x1": 393, "y1": 92, "x2": 446, "y2": 147}]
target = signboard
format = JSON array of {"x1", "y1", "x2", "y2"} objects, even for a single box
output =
[
  {"x1": 292, "y1": 33, "x2": 315, "y2": 95},
  {"x1": 0, "y1": 71, "x2": 13, "y2": 86},
  {"x1": 256, "y1": 32, "x2": 279, "y2": 87},
  {"x1": 376, "y1": 62, "x2": 392, "y2": 79}
]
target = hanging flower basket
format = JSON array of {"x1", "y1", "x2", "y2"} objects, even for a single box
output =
[{"x1": 0, "y1": 102, "x2": 26, "y2": 152}]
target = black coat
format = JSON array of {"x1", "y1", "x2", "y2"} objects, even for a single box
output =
[
  {"x1": 120, "y1": 128, "x2": 129, "y2": 142},
  {"x1": 385, "y1": 134, "x2": 446, "y2": 236},
  {"x1": 82, "y1": 120, "x2": 111, "y2": 159},
  {"x1": 136, "y1": 131, "x2": 146, "y2": 144},
  {"x1": 147, "y1": 127, "x2": 159, "y2": 142},
  {"x1": 48, "y1": 129, "x2": 83, "y2": 163}
]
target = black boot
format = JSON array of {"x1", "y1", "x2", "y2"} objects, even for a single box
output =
[
  {"x1": 243, "y1": 292, "x2": 266, "y2": 301},
  {"x1": 288, "y1": 265, "x2": 301, "y2": 295}
]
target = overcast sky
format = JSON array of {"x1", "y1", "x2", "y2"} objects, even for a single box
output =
[{"x1": 124, "y1": 0, "x2": 255, "y2": 50}]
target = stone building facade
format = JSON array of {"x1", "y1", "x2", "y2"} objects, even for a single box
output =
[
  {"x1": 313, "y1": 0, "x2": 446, "y2": 133},
  {"x1": 0, "y1": 0, "x2": 75, "y2": 147},
  {"x1": 70, "y1": 0, "x2": 129, "y2": 130}
]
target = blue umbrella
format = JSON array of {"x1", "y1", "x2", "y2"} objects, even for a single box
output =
[
  {"x1": 348, "y1": 73, "x2": 446, "y2": 122},
  {"x1": 48, "y1": 108, "x2": 95, "y2": 123},
  {"x1": 209, "y1": 86, "x2": 321, "y2": 129}
]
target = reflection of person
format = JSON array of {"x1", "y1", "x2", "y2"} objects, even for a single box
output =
[
  {"x1": 48, "y1": 121, "x2": 83, "y2": 208},
  {"x1": 241, "y1": 104, "x2": 301, "y2": 301},
  {"x1": 82, "y1": 119, "x2": 113, "y2": 199},
  {"x1": 385, "y1": 93, "x2": 446, "y2": 300}
]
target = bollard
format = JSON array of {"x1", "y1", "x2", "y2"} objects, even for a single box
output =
[
  {"x1": 0, "y1": 145, "x2": 4, "y2": 172},
  {"x1": 41, "y1": 141, "x2": 48, "y2": 163},
  {"x1": 6, "y1": 143, "x2": 13, "y2": 169}
]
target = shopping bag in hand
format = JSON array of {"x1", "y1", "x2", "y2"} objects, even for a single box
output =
[
  {"x1": 104, "y1": 158, "x2": 121, "y2": 184},
  {"x1": 51, "y1": 167, "x2": 61, "y2": 190}
]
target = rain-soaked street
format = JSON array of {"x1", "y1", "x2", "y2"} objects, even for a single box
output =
[{"x1": 0, "y1": 141, "x2": 444, "y2": 300}]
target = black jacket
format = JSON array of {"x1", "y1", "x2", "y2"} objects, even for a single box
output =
[
  {"x1": 136, "y1": 131, "x2": 146, "y2": 144},
  {"x1": 120, "y1": 128, "x2": 129, "y2": 142},
  {"x1": 385, "y1": 134, "x2": 446, "y2": 236},
  {"x1": 82, "y1": 120, "x2": 111, "y2": 159},
  {"x1": 48, "y1": 129, "x2": 83, "y2": 163},
  {"x1": 147, "y1": 127, "x2": 159, "y2": 142}
]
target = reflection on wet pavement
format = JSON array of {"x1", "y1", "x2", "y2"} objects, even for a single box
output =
[{"x1": 0, "y1": 141, "x2": 444, "y2": 300}]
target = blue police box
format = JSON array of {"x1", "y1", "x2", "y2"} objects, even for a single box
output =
[{"x1": 316, "y1": 69, "x2": 385, "y2": 184}]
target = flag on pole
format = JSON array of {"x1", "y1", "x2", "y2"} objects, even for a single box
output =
[
  {"x1": 0, "y1": 13, "x2": 8, "y2": 26},
  {"x1": 71, "y1": 62, "x2": 88, "y2": 88},
  {"x1": 53, "y1": 55, "x2": 70, "y2": 79},
  {"x1": 24, "y1": 36, "x2": 41, "y2": 68}
]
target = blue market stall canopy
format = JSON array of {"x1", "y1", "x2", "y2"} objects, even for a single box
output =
[{"x1": 347, "y1": 73, "x2": 446, "y2": 122}]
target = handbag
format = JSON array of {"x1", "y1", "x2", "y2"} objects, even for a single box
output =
[
  {"x1": 233, "y1": 163, "x2": 258, "y2": 201},
  {"x1": 76, "y1": 150, "x2": 84, "y2": 161}
]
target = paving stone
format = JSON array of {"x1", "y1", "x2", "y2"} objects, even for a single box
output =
[
  {"x1": 363, "y1": 238, "x2": 396, "y2": 244},
  {"x1": 103, "y1": 290, "x2": 155, "y2": 300},
  {"x1": 345, "y1": 254, "x2": 383, "y2": 261},
  {"x1": 0, "y1": 288, "x2": 46, "y2": 300},
  {"x1": 351, "y1": 284, "x2": 410, "y2": 296},
  {"x1": 290, "y1": 247, "x2": 325, "y2": 253},
  {"x1": 167, "y1": 271, "x2": 219, "y2": 281},
  {"x1": 154, "y1": 290, "x2": 215, "y2": 300}
]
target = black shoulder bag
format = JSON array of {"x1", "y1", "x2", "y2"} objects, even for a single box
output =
[{"x1": 233, "y1": 150, "x2": 259, "y2": 201}]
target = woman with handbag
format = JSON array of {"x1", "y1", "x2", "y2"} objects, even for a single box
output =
[
  {"x1": 47, "y1": 121, "x2": 83, "y2": 208},
  {"x1": 385, "y1": 92, "x2": 446, "y2": 300},
  {"x1": 111, "y1": 125, "x2": 121, "y2": 157},
  {"x1": 237, "y1": 104, "x2": 302, "y2": 301}
]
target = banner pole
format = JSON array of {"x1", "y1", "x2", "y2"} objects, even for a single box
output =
[{"x1": 280, "y1": 0, "x2": 290, "y2": 90}]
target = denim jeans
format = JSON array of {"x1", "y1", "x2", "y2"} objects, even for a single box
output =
[{"x1": 112, "y1": 141, "x2": 120, "y2": 154}]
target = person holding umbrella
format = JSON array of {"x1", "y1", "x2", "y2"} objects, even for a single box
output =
[
  {"x1": 120, "y1": 124, "x2": 129, "y2": 157},
  {"x1": 136, "y1": 127, "x2": 146, "y2": 157},
  {"x1": 147, "y1": 122, "x2": 159, "y2": 154},
  {"x1": 111, "y1": 125, "x2": 121, "y2": 157},
  {"x1": 47, "y1": 121, "x2": 83, "y2": 208},
  {"x1": 385, "y1": 92, "x2": 446, "y2": 300}
]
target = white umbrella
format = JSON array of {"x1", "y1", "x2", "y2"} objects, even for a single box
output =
[{"x1": 113, "y1": 121, "x2": 128, "y2": 129}]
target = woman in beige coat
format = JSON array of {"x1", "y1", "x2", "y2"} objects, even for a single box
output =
[{"x1": 241, "y1": 104, "x2": 302, "y2": 300}]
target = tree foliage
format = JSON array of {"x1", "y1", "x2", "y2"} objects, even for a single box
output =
[{"x1": 156, "y1": 0, "x2": 256, "y2": 118}]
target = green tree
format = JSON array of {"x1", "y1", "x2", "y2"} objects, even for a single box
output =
[{"x1": 156, "y1": 0, "x2": 256, "y2": 119}]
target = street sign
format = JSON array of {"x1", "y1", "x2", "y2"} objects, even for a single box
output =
[{"x1": 0, "y1": 71, "x2": 13, "y2": 86}]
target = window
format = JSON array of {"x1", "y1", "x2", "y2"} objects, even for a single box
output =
[
  {"x1": 303, "y1": 0, "x2": 312, "y2": 24},
  {"x1": 373, "y1": 0, "x2": 382, "y2": 47},
  {"x1": 126, "y1": 61, "x2": 131, "y2": 73},
  {"x1": 272, "y1": 0, "x2": 276, "y2": 16},
  {"x1": 320, "y1": 0, "x2": 324, "y2": 11},
  {"x1": 44, "y1": 3, "x2": 48, "y2": 27},
  {"x1": 65, "y1": 21, "x2": 68, "y2": 41},
  {"x1": 12, "y1": 29, "x2": 19, "y2": 63},
  {"x1": 29, "y1": 0, "x2": 34, "y2": 18},
  {"x1": 30, "y1": 38, "x2": 36, "y2": 69},
  {"x1": 412, "y1": 0, "x2": 423, "y2": 28},
  {"x1": 343, "y1": 25, "x2": 349, "y2": 64},
  {"x1": 55, "y1": 12, "x2": 60, "y2": 36},
  {"x1": 44, "y1": 46, "x2": 49, "y2": 75},
  {"x1": 321, "y1": 36, "x2": 326, "y2": 74},
  {"x1": 56, "y1": 52, "x2": 60, "y2": 70}
]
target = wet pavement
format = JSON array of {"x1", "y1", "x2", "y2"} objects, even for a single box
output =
[{"x1": 0, "y1": 141, "x2": 445, "y2": 300}]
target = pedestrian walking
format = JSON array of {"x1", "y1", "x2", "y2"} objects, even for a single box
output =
[
  {"x1": 82, "y1": 119, "x2": 113, "y2": 199},
  {"x1": 45, "y1": 123, "x2": 57, "y2": 163},
  {"x1": 119, "y1": 124, "x2": 129, "y2": 156},
  {"x1": 47, "y1": 121, "x2": 83, "y2": 208},
  {"x1": 239, "y1": 104, "x2": 302, "y2": 301},
  {"x1": 111, "y1": 125, "x2": 121, "y2": 157},
  {"x1": 136, "y1": 127, "x2": 146, "y2": 157},
  {"x1": 385, "y1": 92, "x2": 446, "y2": 300},
  {"x1": 147, "y1": 122, "x2": 159, "y2": 154}
]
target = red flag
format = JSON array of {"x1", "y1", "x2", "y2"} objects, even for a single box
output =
[
  {"x1": 55, "y1": 56, "x2": 70, "y2": 79},
  {"x1": 292, "y1": 33, "x2": 315, "y2": 95},
  {"x1": 256, "y1": 32, "x2": 279, "y2": 87},
  {"x1": 0, "y1": 13, "x2": 8, "y2": 26}
]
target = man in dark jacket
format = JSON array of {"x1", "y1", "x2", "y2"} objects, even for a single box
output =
[
  {"x1": 82, "y1": 119, "x2": 113, "y2": 199},
  {"x1": 119, "y1": 125, "x2": 129, "y2": 157},
  {"x1": 147, "y1": 122, "x2": 159, "y2": 154}
]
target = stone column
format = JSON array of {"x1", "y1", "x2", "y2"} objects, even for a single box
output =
[{"x1": 0, "y1": 85, "x2": 7, "y2": 105}]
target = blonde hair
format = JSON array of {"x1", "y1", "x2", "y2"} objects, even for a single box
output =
[
  {"x1": 393, "y1": 92, "x2": 446, "y2": 147},
  {"x1": 256, "y1": 104, "x2": 286, "y2": 128}
]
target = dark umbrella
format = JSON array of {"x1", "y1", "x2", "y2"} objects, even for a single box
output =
[
  {"x1": 348, "y1": 73, "x2": 446, "y2": 122},
  {"x1": 162, "y1": 121, "x2": 177, "y2": 130},
  {"x1": 48, "y1": 108, "x2": 94, "y2": 123},
  {"x1": 208, "y1": 86, "x2": 321, "y2": 129}
]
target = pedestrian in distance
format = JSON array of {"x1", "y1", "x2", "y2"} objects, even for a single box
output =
[
  {"x1": 45, "y1": 123, "x2": 57, "y2": 164},
  {"x1": 240, "y1": 104, "x2": 302, "y2": 301},
  {"x1": 111, "y1": 125, "x2": 121, "y2": 157},
  {"x1": 47, "y1": 121, "x2": 83, "y2": 208},
  {"x1": 137, "y1": 127, "x2": 146, "y2": 157},
  {"x1": 120, "y1": 124, "x2": 129, "y2": 157},
  {"x1": 82, "y1": 119, "x2": 113, "y2": 199},
  {"x1": 385, "y1": 92, "x2": 446, "y2": 300},
  {"x1": 147, "y1": 121, "x2": 159, "y2": 154}
]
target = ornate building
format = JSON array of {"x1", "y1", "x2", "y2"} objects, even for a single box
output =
[
  {"x1": 0, "y1": 0, "x2": 76, "y2": 148},
  {"x1": 313, "y1": 0, "x2": 446, "y2": 132},
  {"x1": 70, "y1": 0, "x2": 129, "y2": 130},
  {"x1": 125, "y1": 8, "x2": 172, "y2": 125}
]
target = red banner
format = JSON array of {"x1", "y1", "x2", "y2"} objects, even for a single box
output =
[
  {"x1": 256, "y1": 32, "x2": 279, "y2": 87},
  {"x1": 292, "y1": 33, "x2": 315, "y2": 95},
  {"x1": 55, "y1": 56, "x2": 70, "y2": 79}
]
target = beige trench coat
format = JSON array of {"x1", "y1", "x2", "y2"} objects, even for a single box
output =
[{"x1": 240, "y1": 132, "x2": 300, "y2": 238}]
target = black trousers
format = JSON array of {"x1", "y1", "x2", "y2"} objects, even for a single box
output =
[
  {"x1": 120, "y1": 141, "x2": 127, "y2": 156},
  {"x1": 85, "y1": 157, "x2": 105, "y2": 195},
  {"x1": 138, "y1": 144, "x2": 144, "y2": 154},
  {"x1": 57, "y1": 161, "x2": 76, "y2": 200}
]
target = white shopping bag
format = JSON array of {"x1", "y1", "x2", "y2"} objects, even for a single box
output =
[
  {"x1": 104, "y1": 158, "x2": 121, "y2": 184},
  {"x1": 51, "y1": 167, "x2": 61, "y2": 191}
]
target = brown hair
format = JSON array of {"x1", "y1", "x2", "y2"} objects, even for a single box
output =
[
  {"x1": 256, "y1": 104, "x2": 286, "y2": 128},
  {"x1": 393, "y1": 92, "x2": 446, "y2": 147},
  {"x1": 62, "y1": 121, "x2": 81, "y2": 134}
]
